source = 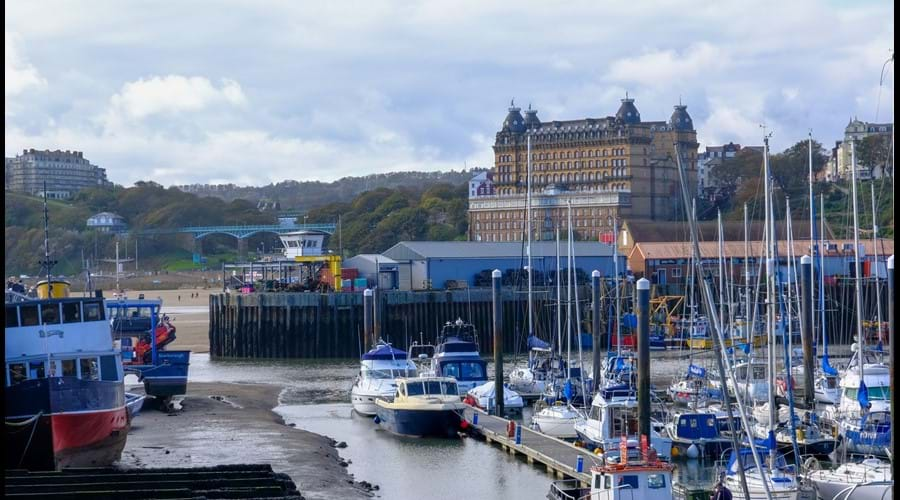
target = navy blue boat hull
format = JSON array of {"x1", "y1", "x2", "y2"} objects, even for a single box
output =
[{"x1": 375, "y1": 406, "x2": 462, "y2": 438}]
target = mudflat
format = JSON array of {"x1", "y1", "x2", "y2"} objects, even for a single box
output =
[{"x1": 119, "y1": 382, "x2": 371, "y2": 499}]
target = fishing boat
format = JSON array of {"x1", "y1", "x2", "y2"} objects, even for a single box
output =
[
  {"x1": 350, "y1": 341, "x2": 417, "y2": 416},
  {"x1": 373, "y1": 376, "x2": 466, "y2": 438},
  {"x1": 464, "y1": 381, "x2": 524, "y2": 416},
  {"x1": 5, "y1": 191, "x2": 128, "y2": 470},
  {"x1": 548, "y1": 438, "x2": 675, "y2": 500},
  {"x1": 430, "y1": 318, "x2": 487, "y2": 395},
  {"x1": 107, "y1": 297, "x2": 190, "y2": 404},
  {"x1": 805, "y1": 457, "x2": 893, "y2": 500},
  {"x1": 5, "y1": 288, "x2": 129, "y2": 470}
]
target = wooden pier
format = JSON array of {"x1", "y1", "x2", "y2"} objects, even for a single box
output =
[{"x1": 463, "y1": 406, "x2": 594, "y2": 486}]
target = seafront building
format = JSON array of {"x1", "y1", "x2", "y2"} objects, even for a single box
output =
[
  {"x1": 5, "y1": 149, "x2": 109, "y2": 199},
  {"x1": 829, "y1": 118, "x2": 893, "y2": 181},
  {"x1": 467, "y1": 97, "x2": 699, "y2": 243}
]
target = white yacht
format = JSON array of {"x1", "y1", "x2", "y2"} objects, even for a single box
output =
[
  {"x1": 531, "y1": 401, "x2": 580, "y2": 439},
  {"x1": 350, "y1": 341, "x2": 417, "y2": 416},
  {"x1": 573, "y1": 384, "x2": 673, "y2": 462},
  {"x1": 721, "y1": 448, "x2": 799, "y2": 500},
  {"x1": 806, "y1": 457, "x2": 892, "y2": 500},
  {"x1": 374, "y1": 376, "x2": 466, "y2": 438},
  {"x1": 834, "y1": 349, "x2": 891, "y2": 456}
]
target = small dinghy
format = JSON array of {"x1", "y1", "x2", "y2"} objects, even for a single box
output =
[
  {"x1": 126, "y1": 392, "x2": 147, "y2": 419},
  {"x1": 464, "y1": 381, "x2": 524, "y2": 416}
]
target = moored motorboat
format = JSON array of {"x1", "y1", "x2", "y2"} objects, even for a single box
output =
[
  {"x1": 430, "y1": 319, "x2": 488, "y2": 395},
  {"x1": 125, "y1": 392, "x2": 147, "y2": 420},
  {"x1": 351, "y1": 341, "x2": 417, "y2": 416},
  {"x1": 374, "y1": 376, "x2": 466, "y2": 438}
]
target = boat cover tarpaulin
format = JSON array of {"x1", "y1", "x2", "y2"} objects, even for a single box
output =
[
  {"x1": 527, "y1": 335, "x2": 551, "y2": 350},
  {"x1": 362, "y1": 344, "x2": 407, "y2": 360}
]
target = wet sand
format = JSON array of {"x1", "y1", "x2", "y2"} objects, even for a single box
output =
[{"x1": 119, "y1": 382, "x2": 371, "y2": 499}]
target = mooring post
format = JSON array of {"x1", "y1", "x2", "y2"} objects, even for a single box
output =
[
  {"x1": 592, "y1": 270, "x2": 602, "y2": 386},
  {"x1": 636, "y1": 277, "x2": 651, "y2": 441},
  {"x1": 363, "y1": 288, "x2": 373, "y2": 352},
  {"x1": 492, "y1": 269, "x2": 504, "y2": 417},
  {"x1": 800, "y1": 255, "x2": 815, "y2": 408}
]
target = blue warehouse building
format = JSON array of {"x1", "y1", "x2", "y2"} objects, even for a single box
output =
[{"x1": 380, "y1": 241, "x2": 624, "y2": 291}]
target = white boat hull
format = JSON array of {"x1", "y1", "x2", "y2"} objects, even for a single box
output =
[
  {"x1": 810, "y1": 480, "x2": 892, "y2": 500},
  {"x1": 532, "y1": 407, "x2": 579, "y2": 439}
]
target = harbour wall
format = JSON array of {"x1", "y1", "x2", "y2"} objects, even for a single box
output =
[{"x1": 208, "y1": 281, "x2": 888, "y2": 359}]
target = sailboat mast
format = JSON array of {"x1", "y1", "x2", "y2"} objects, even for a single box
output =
[
  {"x1": 557, "y1": 227, "x2": 563, "y2": 358},
  {"x1": 566, "y1": 201, "x2": 573, "y2": 381},
  {"x1": 42, "y1": 181, "x2": 53, "y2": 286},
  {"x1": 745, "y1": 203, "x2": 751, "y2": 344},
  {"x1": 871, "y1": 184, "x2": 883, "y2": 335},
  {"x1": 718, "y1": 210, "x2": 726, "y2": 332},
  {"x1": 527, "y1": 135, "x2": 534, "y2": 340},
  {"x1": 849, "y1": 140, "x2": 865, "y2": 382},
  {"x1": 613, "y1": 218, "x2": 621, "y2": 355},
  {"x1": 819, "y1": 195, "x2": 827, "y2": 358},
  {"x1": 763, "y1": 132, "x2": 777, "y2": 466},
  {"x1": 808, "y1": 131, "x2": 817, "y2": 344}
]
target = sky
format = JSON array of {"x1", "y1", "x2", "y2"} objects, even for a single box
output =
[{"x1": 5, "y1": 1, "x2": 894, "y2": 187}]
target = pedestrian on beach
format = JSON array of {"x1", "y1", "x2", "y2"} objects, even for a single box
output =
[{"x1": 178, "y1": 295, "x2": 181, "y2": 301}]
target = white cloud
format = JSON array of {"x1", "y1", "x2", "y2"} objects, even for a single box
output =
[
  {"x1": 5, "y1": 32, "x2": 47, "y2": 97},
  {"x1": 105, "y1": 75, "x2": 246, "y2": 122},
  {"x1": 3, "y1": 1, "x2": 895, "y2": 185}
]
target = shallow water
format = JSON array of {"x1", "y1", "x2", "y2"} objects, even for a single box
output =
[{"x1": 181, "y1": 353, "x2": 737, "y2": 498}]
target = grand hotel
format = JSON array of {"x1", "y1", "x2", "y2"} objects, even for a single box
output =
[{"x1": 468, "y1": 97, "x2": 699, "y2": 242}]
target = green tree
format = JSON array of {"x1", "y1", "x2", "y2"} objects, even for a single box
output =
[{"x1": 855, "y1": 134, "x2": 892, "y2": 179}]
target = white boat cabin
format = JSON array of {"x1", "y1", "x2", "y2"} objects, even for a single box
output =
[{"x1": 588, "y1": 461, "x2": 674, "y2": 500}]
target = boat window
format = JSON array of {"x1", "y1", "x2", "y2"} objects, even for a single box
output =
[
  {"x1": 8, "y1": 363, "x2": 26, "y2": 386},
  {"x1": 40, "y1": 303, "x2": 61, "y2": 325},
  {"x1": 424, "y1": 380, "x2": 443, "y2": 395},
  {"x1": 617, "y1": 475, "x2": 639, "y2": 490},
  {"x1": 604, "y1": 475, "x2": 611, "y2": 489},
  {"x1": 594, "y1": 474, "x2": 604, "y2": 489},
  {"x1": 589, "y1": 405, "x2": 601, "y2": 420},
  {"x1": 100, "y1": 355, "x2": 118, "y2": 381},
  {"x1": 6, "y1": 306, "x2": 19, "y2": 327},
  {"x1": 460, "y1": 362, "x2": 486, "y2": 380},
  {"x1": 406, "y1": 381, "x2": 426, "y2": 396},
  {"x1": 735, "y1": 365, "x2": 747, "y2": 378},
  {"x1": 79, "y1": 358, "x2": 100, "y2": 381},
  {"x1": 441, "y1": 381, "x2": 458, "y2": 395},
  {"x1": 647, "y1": 473, "x2": 666, "y2": 489},
  {"x1": 63, "y1": 302, "x2": 82, "y2": 323},
  {"x1": 84, "y1": 302, "x2": 104, "y2": 321},
  {"x1": 865, "y1": 386, "x2": 891, "y2": 400},
  {"x1": 20, "y1": 305, "x2": 39, "y2": 326},
  {"x1": 752, "y1": 366, "x2": 766, "y2": 379},
  {"x1": 61, "y1": 359, "x2": 77, "y2": 377},
  {"x1": 442, "y1": 362, "x2": 460, "y2": 379},
  {"x1": 28, "y1": 361, "x2": 46, "y2": 379}
]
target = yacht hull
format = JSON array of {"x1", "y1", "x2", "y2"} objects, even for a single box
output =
[
  {"x1": 810, "y1": 480, "x2": 892, "y2": 500},
  {"x1": 374, "y1": 406, "x2": 462, "y2": 438}
]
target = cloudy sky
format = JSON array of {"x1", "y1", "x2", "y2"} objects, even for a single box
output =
[{"x1": 5, "y1": 1, "x2": 894, "y2": 187}]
